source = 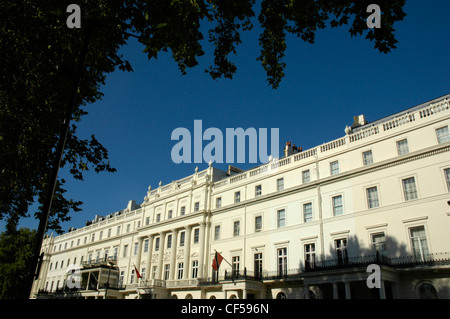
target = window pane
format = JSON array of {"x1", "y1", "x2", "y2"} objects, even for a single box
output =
[
  {"x1": 330, "y1": 161, "x2": 339, "y2": 175},
  {"x1": 397, "y1": 139, "x2": 409, "y2": 155},
  {"x1": 303, "y1": 203, "x2": 313, "y2": 222},
  {"x1": 402, "y1": 177, "x2": 418, "y2": 201},
  {"x1": 214, "y1": 225, "x2": 220, "y2": 240},
  {"x1": 366, "y1": 186, "x2": 379, "y2": 208},
  {"x1": 277, "y1": 178, "x2": 284, "y2": 191},
  {"x1": 302, "y1": 170, "x2": 310, "y2": 183},
  {"x1": 436, "y1": 126, "x2": 450, "y2": 143},
  {"x1": 235, "y1": 192, "x2": 240, "y2": 203},
  {"x1": 233, "y1": 221, "x2": 240, "y2": 236},
  {"x1": 332, "y1": 195, "x2": 343, "y2": 216},
  {"x1": 410, "y1": 226, "x2": 429, "y2": 261},
  {"x1": 277, "y1": 209, "x2": 286, "y2": 228},
  {"x1": 445, "y1": 168, "x2": 450, "y2": 191},
  {"x1": 372, "y1": 233, "x2": 386, "y2": 256},
  {"x1": 363, "y1": 150, "x2": 373, "y2": 165},
  {"x1": 255, "y1": 185, "x2": 262, "y2": 196},
  {"x1": 255, "y1": 216, "x2": 262, "y2": 232}
]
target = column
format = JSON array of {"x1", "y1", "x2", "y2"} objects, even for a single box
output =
[
  {"x1": 379, "y1": 280, "x2": 386, "y2": 299},
  {"x1": 183, "y1": 226, "x2": 192, "y2": 279},
  {"x1": 345, "y1": 282, "x2": 351, "y2": 299},
  {"x1": 333, "y1": 283, "x2": 339, "y2": 299},
  {"x1": 198, "y1": 222, "x2": 206, "y2": 278},
  {"x1": 169, "y1": 229, "x2": 178, "y2": 280},
  {"x1": 145, "y1": 235, "x2": 154, "y2": 281},
  {"x1": 304, "y1": 285, "x2": 310, "y2": 299},
  {"x1": 243, "y1": 289, "x2": 248, "y2": 299},
  {"x1": 156, "y1": 232, "x2": 166, "y2": 280}
]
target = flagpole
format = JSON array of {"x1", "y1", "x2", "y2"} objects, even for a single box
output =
[{"x1": 132, "y1": 262, "x2": 142, "y2": 282}]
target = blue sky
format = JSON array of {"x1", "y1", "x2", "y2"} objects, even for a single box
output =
[{"x1": 4, "y1": 1, "x2": 449, "y2": 233}]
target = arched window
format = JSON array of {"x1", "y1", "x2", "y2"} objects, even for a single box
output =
[
  {"x1": 276, "y1": 292, "x2": 287, "y2": 299},
  {"x1": 185, "y1": 294, "x2": 193, "y2": 299},
  {"x1": 419, "y1": 283, "x2": 438, "y2": 299}
]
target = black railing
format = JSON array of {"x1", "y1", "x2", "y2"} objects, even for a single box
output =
[
  {"x1": 223, "y1": 268, "x2": 302, "y2": 281},
  {"x1": 82, "y1": 256, "x2": 118, "y2": 268},
  {"x1": 303, "y1": 252, "x2": 450, "y2": 272}
]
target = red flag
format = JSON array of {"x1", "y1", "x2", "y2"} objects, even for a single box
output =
[
  {"x1": 134, "y1": 265, "x2": 142, "y2": 279},
  {"x1": 212, "y1": 251, "x2": 224, "y2": 271}
]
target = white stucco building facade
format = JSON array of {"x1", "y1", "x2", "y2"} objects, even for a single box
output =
[{"x1": 31, "y1": 94, "x2": 450, "y2": 299}]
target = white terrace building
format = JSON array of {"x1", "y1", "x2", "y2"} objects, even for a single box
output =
[{"x1": 31, "y1": 94, "x2": 450, "y2": 299}]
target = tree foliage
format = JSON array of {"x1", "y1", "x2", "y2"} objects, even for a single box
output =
[
  {"x1": 0, "y1": 0, "x2": 405, "y2": 234},
  {"x1": 0, "y1": 228, "x2": 36, "y2": 299}
]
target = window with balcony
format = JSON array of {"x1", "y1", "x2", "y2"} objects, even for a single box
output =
[
  {"x1": 371, "y1": 233, "x2": 387, "y2": 257},
  {"x1": 164, "y1": 264, "x2": 170, "y2": 280},
  {"x1": 254, "y1": 253, "x2": 263, "y2": 279},
  {"x1": 177, "y1": 262, "x2": 184, "y2": 280},
  {"x1": 304, "y1": 243, "x2": 316, "y2": 270},
  {"x1": 130, "y1": 269, "x2": 135, "y2": 283},
  {"x1": 232, "y1": 256, "x2": 240, "y2": 277},
  {"x1": 335, "y1": 238, "x2": 348, "y2": 265},
  {"x1": 192, "y1": 260, "x2": 199, "y2": 278},
  {"x1": 410, "y1": 226, "x2": 429, "y2": 261},
  {"x1": 277, "y1": 248, "x2": 287, "y2": 277}
]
